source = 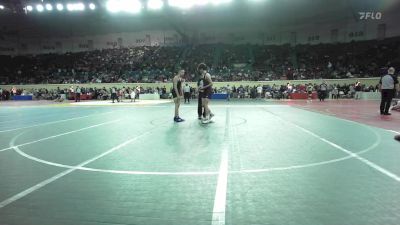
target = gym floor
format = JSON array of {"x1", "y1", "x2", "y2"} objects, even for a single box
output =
[{"x1": 0, "y1": 99, "x2": 399, "y2": 225}]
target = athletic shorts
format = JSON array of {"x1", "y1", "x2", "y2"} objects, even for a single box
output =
[
  {"x1": 172, "y1": 90, "x2": 182, "y2": 98},
  {"x1": 200, "y1": 89, "x2": 212, "y2": 99}
]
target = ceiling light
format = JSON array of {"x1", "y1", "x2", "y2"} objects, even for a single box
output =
[
  {"x1": 45, "y1": 3, "x2": 53, "y2": 11},
  {"x1": 36, "y1": 4, "x2": 44, "y2": 12}
]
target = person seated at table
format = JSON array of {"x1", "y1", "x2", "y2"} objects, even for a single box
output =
[{"x1": 331, "y1": 86, "x2": 339, "y2": 99}]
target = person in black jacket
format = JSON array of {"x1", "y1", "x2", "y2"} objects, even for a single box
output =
[{"x1": 319, "y1": 81, "x2": 328, "y2": 101}]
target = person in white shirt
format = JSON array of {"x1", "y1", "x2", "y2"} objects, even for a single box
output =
[
  {"x1": 256, "y1": 85, "x2": 263, "y2": 99},
  {"x1": 130, "y1": 88, "x2": 136, "y2": 102},
  {"x1": 287, "y1": 83, "x2": 293, "y2": 93},
  {"x1": 331, "y1": 86, "x2": 339, "y2": 99},
  {"x1": 226, "y1": 84, "x2": 231, "y2": 101},
  {"x1": 379, "y1": 67, "x2": 399, "y2": 115},
  {"x1": 354, "y1": 80, "x2": 362, "y2": 99},
  {"x1": 119, "y1": 87, "x2": 125, "y2": 102},
  {"x1": 75, "y1": 86, "x2": 81, "y2": 102},
  {"x1": 307, "y1": 84, "x2": 314, "y2": 100},
  {"x1": 135, "y1": 86, "x2": 141, "y2": 100},
  {"x1": 183, "y1": 83, "x2": 191, "y2": 104},
  {"x1": 111, "y1": 87, "x2": 119, "y2": 103}
]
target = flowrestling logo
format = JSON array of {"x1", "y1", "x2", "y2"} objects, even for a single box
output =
[{"x1": 359, "y1": 12, "x2": 382, "y2": 20}]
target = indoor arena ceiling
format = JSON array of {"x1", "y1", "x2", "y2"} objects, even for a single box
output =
[{"x1": 0, "y1": 0, "x2": 399, "y2": 38}]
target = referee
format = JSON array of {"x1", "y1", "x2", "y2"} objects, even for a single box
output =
[{"x1": 379, "y1": 67, "x2": 399, "y2": 115}]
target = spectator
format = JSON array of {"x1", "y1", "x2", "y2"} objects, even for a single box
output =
[
  {"x1": 75, "y1": 86, "x2": 81, "y2": 102},
  {"x1": 183, "y1": 83, "x2": 191, "y2": 103},
  {"x1": 318, "y1": 81, "x2": 328, "y2": 101}
]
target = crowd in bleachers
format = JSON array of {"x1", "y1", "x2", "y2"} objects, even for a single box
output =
[
  {"x1": 183, "y1": 44, "x2": 215, "y2": 75},
  {"x1": 295, "y1": 38, "x2": 400, "y2": 80},
  {"x1": 253, "y1": 44, "x2": 293, "y2": 80},
  {"x1": 0, "y1": 46, "x2": 183, "y2": 85},
  {"x1": 0, "y1": 79, "x2": 388, "y2": 102},
  {"x1": 0, "y1": 85, "x2": 169, "y2": 101},
  {"x1": 210, "y1": 81, "x2": 382, "y2": 99},
  {"x1": 0, "y1": 37, "x2": 399, "y2": 87}
]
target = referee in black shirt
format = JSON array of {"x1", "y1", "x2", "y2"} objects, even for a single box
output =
[{"x1": 379, "y1": 67, "x2": 399, "y2": 115}]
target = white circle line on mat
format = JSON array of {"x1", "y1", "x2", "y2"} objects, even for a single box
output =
[{"x1": 11, "y1": 125, "x2": 381, "y2": 176}]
